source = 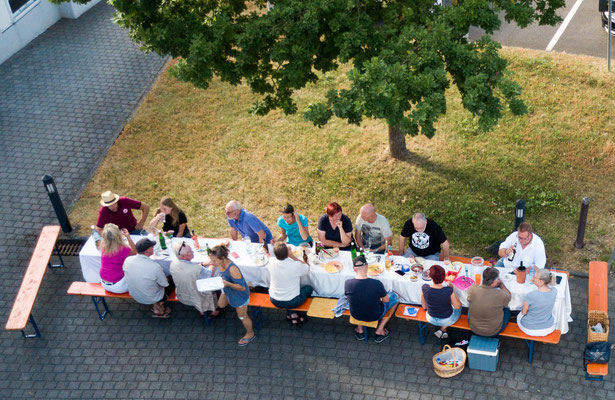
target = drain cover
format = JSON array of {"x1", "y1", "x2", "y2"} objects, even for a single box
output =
[{"x1": 56, "y1": 238, "x2": 87, "y2": 256}]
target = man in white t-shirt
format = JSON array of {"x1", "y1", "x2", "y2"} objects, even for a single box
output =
[
  {"x1": 267, "y1": 243, "x2": 313, "y2": 325},
  {"x1": 355, "y1": 203, "x2": 393, "y2": 254},
  {"x1": 496, "y1": 222, "x2": 546, "y2": 269}
]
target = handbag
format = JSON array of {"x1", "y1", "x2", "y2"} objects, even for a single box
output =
[{"x1": 583, "y1": 341, "x2": 611, "y2": 369}]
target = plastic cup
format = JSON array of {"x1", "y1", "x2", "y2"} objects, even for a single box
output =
[{"x1": 474, "y1": 273, "x2": 481, "y2": 285}]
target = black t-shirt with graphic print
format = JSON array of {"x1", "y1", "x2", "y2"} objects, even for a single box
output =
[{"x1": 400, "y1": 218, "x2": 447, "y2": 257}]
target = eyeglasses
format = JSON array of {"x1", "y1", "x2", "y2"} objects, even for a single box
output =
[
  {"x1": 178, "y1": 241, "x2": 186, "y2": 255},
  {"x1": 518, "y1": 233, "x2": 532, "y2": 242},
  {"x1": 225, "y1": 210, "x2": 236, "y2": 216}
]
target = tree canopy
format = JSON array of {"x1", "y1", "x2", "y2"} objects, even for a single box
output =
[{"x1": 65, "y1": 0, "x2": 565, "y2": 157}]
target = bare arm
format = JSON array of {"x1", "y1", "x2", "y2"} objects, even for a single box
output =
[
  {"x1": 398, "y1": 235, "x2": 406, "y2": 255},
  {"x1": 440, "y1": 240, "x2": 450, "y2": 261},
  {"x1": 176, "y1": 223, "x2": 187, "y2": 238},
  {"x1": 229, "y1": 227, "x2": 238, "y2": 241},
  {"x1": 521, "y1": 300, "x2": 529, "y2": 316},
  {"x1": 135, "y1": 202, "x2": 150, "y2": 230},
  {"x1": 420, "y1": 291, "x2": 427, "y2": 309},
  {"x1": 275, "y1": 227, "x2": 288, "y2": 243},
  {"x1": 223, "y1": 265, "x2": 246, "y2": 291},
  {"x1": 451, "y1": 291, "x2": 462, "y2": 309},
  {"x1": 355, "y1": 228, "x2": 363, "y2": 248},
  {"x1": 498, "y1": 246, "x2": 514, "y2": 258},
  {"x1": 256, "y1": 229, "x2": 268, "y2": 243},
  {"x1": 294, "y1": 212, "x2": 310, "y2": 241},
  {"x1": 317, "y1": 229, "x2": 346, "y2": 248},
  {"x1": 122, "y1": 229, "x2": 137, "y2": 255}
]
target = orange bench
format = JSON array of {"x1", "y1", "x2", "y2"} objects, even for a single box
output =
[
  {"x1": 396, "y1": 305, "x2": 561, "y2": 363},
  {"x1": 67, "y1": 281, "x2": 179, "y2": 322},
  {"x1": 586, "y1": 261, "x2": 609, "y2": 380},
  {"x1": 248, "y1": 292, "x2": 312, "y2": 330},
  {"x1": 5, "y1": 226, "x2": 64, "y2": 338}
]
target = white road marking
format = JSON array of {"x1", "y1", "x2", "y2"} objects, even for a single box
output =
[{"x1": 546, "y1": 0, "x2": 585, "y2": 52}]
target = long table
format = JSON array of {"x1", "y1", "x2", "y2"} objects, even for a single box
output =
[{"x1": 79, "y1": 236, "x2": 573, "y2": 334}]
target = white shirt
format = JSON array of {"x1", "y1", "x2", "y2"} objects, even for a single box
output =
[
  {"x1": 267, "y1": 257, "x2": 309, "y2": 301},
  {"x1": 355, "y1": 213, "x2": 393, "y2": 250},
  {"x1": 499, "y1": 231, "x2": 546, "y2": 268}
]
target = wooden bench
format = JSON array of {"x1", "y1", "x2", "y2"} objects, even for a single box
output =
[
  {"x1": 586, "y1": 261, "x2": 609, "y2": 381},
  {"x1": 248, "y1": 292, "x2": 313, "y2": 330},
  {"x1": 395, "y1": 305, "x2": 561, "y2": 363},
  {"x1": 5, "y1": 226, "x2": 65, "y2": 338},
  {"x1": 66, "y1": 282, "x2": 185, "y2": 322}
]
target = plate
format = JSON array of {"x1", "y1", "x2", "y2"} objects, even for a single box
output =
[
  {"x1": 411, "y1": 264, "x2": 424, "y2": 273},
  {"x1": 367, "y1": 264, "x2": 384, "y2": 276},
  {"x1": 415, "y1": 256, "x2": 426, "y2": 265},
  {"x1": 323, "y1": 261, "x2": 343, "y2": 273},
  {"x1": 321, "y1": 248, "x2": 339, "y2": 259},
  {"x1": 196, "y1": 277, "x2": 224, "y2": 292}
]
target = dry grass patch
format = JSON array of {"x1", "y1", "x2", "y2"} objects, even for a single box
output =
[{"x1": 70, "y1": 48, "x2": 615, "y2": 272}]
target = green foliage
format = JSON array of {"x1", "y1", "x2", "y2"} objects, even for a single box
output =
[{"x1": 59, "y1": 0, "x2": 564, "y2": 153}]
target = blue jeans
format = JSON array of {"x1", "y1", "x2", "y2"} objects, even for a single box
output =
[
  {"x1": 468, "y1": 307, "x2": 511, "y2": 336},
  {"x1": 494, "y1": 258, "x2": 505, "y2": 268},
  {"x1": 270, "y1": 285, "x2": 313, "y2": 314},
  {"x1": 380, "y1": 292, "x2": 399, "y2": 319},
  {"x1": 403, "y1": 248, "x2": 440, "y2": 261},
  {"x1": 426, "y1": 307, "x2": 461, "y2": 327}
]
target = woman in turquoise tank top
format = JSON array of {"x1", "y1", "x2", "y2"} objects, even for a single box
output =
[{"x1": 209, "y1": 245, "x2": 255, "y2": 346}]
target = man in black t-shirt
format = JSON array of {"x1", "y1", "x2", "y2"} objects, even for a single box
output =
[
  {"x1": 398, "y1": 213, "x2": 450, "y2": 262},
  {"x1": 344, "y1": 256, "x2": 398, "y2": 343}
]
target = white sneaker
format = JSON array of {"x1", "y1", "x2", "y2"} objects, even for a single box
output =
[{"x1": 434, "y1": 329, "x2": 443, "y2": 338}]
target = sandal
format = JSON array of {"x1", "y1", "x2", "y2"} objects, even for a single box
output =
[
  {"x1": 238, "y1": 335, "x2": 256, "y2": 346},
  {"x1": 286, "y1": 314, "x2": 300, "y2": 326},
  {"x1": 354, "y1": 328, "x2": 365, "y2": 341},
  {"x1": 374, "y1": 328, "x2": 390, "y2": 343},
  {"x1": 152, "y1": 311, "x2": 171, "y2": 319}
]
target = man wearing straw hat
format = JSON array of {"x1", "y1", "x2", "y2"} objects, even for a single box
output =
[{"x1": 96, "y1": 190, "x2": 150, "y2": 235}]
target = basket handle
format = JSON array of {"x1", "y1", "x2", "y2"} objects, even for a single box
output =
[{"x1": 441, "y1": 345, "x2": 458, "y2": 368}]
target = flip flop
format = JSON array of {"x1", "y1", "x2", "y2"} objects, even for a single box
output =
[
  {"x1": 238, "y1": 335, "x2": 256, "y2": 346},
  {"x1": 152, "y1": 311, "x2": 171, "y2": 319},
  {"x1": 374, "y1": 328, "x2": 390, "y2": 343},
  {"x1": 354, "y1": 328, "x2": 365, "y2": 341}
]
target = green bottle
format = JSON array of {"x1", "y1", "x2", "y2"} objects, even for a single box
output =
[
  {"x1": 359, "y1": 247, "x2": 365, "y2": 257},
  {"x1": 350, "y1": 241, "x2": 357, "y2": 259},
  {"x1": 158, "y1": 231, "x2": 167, "y2": 250},
  {"x1": 205, "y1": 243, "x2": 211, "y2": 255}
]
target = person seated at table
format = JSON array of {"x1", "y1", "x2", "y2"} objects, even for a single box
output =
[
  {"x1": 225, "y1": 200, "x2": 272, "y2": 244},
  {"x1": 420, "y1": 265, "x2": 461, "y2": 339},
  {"x1": 208, "y1": 244, "x2": 256, "y2": 346},
  {"x1": 399, "y1": 213, "x2": 450, "y2": 263},
  {"x1": 96, "y1": 190, "x2": 150, "y2": 235},
  {"x1": 345, "y1": 255, "x2": 399, "y2": 343},
  {"x1": 170, "y1": 241, "x2": 217, "y2": 316},
  {"x1": 317, "y1": 202, "x2": 353, "y2": 251},
  {"x1": 467, "y1": 267, "x2": 511, "y2": 337},
  {"x1": 496, "y1": 222, "x2": 546, "y2": 269},
  {"x1": 99, "y1": 223, "x2": 136, "y2": 293},
  {"x1": 355, "y1": 203, "x2": 393, "y2": 254},
  {"x1": 275, "y1": 204, "x2": 313, "y2": 246},
  {"x1": 517, "y1": 269, "x2": 557, "y2": 337},
  {"x1": 268, "y1": 242, "x2": 313, "y2": 325},
  {"x1": 149, "y1": 197, "x2": 191, "y2": 238},
  {"x1": 123, "y1": 238, "x2": 173, "y2": 318}
]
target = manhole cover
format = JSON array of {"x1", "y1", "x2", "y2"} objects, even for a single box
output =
[{"x1": 56, "y1": 238, "x2": 87, "y2": 256}]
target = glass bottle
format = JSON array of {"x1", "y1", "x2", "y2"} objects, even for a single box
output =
[
  {"x1": 350, "y1": 241, "x2": 357, "y2": 259},
  {"x1": 191, "y1": 231, "x2": 201, "y2": 250},
  {"x1": 158, "y1": 230, "x2": 167, "y2": 250}
]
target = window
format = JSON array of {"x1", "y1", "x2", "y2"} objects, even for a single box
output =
[{"x1": 8, "y1": 0, "x2": 28, "y2": 13}]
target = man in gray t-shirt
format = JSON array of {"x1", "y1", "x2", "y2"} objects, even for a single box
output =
[
  {"x1": 355, "y1": 204, "x2": 393, "y2": 253},
  {"x1": 123, "y1": 239, "x2": 170, "y2": 317}
]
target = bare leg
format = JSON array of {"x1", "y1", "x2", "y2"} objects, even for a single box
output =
[
  {"x1": 236, "y1": 305, "x2": 254, "y2": 342},
  {"x1": 375, "y1": 303, "x2": 398, "y2": 336}
]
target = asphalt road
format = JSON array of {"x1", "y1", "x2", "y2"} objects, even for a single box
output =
[{"x1": 469, "y1": 0, "x2": 615, "y2": 60}]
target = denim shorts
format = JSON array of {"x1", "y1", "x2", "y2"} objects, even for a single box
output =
[
  {"x1": 426, "y1": 307, "x2": 461, "y2": 327},
  {"x1": 380, "y1": 292, "x2": 399, "y2": 319}
]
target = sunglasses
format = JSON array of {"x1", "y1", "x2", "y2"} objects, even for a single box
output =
[{"x1": 178, "y1": 241, "x2": 186, "y2": 255}]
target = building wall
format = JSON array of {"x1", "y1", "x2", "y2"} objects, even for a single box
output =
[{"x1": 0, "y1": 0, "x2": 101, "y2": 65}]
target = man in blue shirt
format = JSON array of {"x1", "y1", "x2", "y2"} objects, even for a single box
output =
[
  {"x1": 225, "y1": 200, "x2": 273, "y2": 243},
  {"x1": 275, "y1": 204, "x2": 313, "y2": 246}
]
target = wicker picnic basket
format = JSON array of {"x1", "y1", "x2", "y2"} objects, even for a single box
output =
[
  {"x1": 433, "y1": 345, "x2": 466, "y2": 378},
  {"x1": 587, "y1": 310, "x2": 609, "y2": 343}
]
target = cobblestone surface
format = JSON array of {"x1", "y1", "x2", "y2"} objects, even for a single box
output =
[{"x1": 0, "y1": 2, "x2": 614, "y2": 400}]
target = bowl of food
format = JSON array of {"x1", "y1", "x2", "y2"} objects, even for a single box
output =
[
  {"x1": 411, "y1": 264, "x2": 424, "y2": 273},
  {"x1": 409, "y1": 274, "x2": 418, "y2": 282}
]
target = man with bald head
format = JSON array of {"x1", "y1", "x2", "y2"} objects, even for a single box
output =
[
  {"x1": 355, "y1": 203, "x2": 393, "y2": 254},
  {"x1": 225, "y1": 200, "x2": 273, "y2": 243},
  {"x1": 399, "y1": 213, "x2": 450, "y2": 263}
]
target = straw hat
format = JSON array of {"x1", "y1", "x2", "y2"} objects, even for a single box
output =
[{"x1": 100, "y1": 191, "x2": 120, "y2": 207}]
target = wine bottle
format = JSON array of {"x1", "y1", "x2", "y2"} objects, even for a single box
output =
[
  {"x1": 350, "y1": 241, "x2": 357, "y2": 259},
  {"x1": 158, "y1": 230, "x2": 167, "y2": 250}
]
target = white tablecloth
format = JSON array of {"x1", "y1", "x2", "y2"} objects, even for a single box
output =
[{"x1": 79, "y1": 237, "x2": 573, "y2": 334}]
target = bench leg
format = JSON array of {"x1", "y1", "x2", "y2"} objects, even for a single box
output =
[
  {"x1": 418, "y1": 322, "x2": 428, "y2": 345},
  {"x1": 525, "y1": 340, "x2": 535, "y2": 364},
  {"x1": 91, "y1": 296, "x2": 110, "y2": 321},
  {"x1": 585, "y1": 372, "x2": 604, "y2": 381},
  {"x1": 251, "y1": 306, "x2": 263, "y2": 331},
  {"x1": 20, "y1": 314, "x2": 41, "y2": 339},
  {"x1": 48, "y1": 243, "x2": 65, "y2": 268}
]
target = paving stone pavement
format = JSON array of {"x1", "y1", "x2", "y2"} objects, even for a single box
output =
[{"x1": 1, "y1": 2, "x2": 614, "y2": 400}]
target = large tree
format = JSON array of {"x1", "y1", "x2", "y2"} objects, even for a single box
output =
[{"x1": 68, "y1": 0, "x2": 565, "y2": 158}]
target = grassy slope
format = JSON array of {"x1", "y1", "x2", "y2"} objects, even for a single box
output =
[{"x1": 69, "y1": 48, "x2": 615, "y2": 272}]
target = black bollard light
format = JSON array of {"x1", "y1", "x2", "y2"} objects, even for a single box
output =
[
  {"x1": 514, "y1": 199, "x2": 525, "y2": 231},
  {"x1": 574, "y1": 197, "x2": 590, "y2": 249},
  {"x1": 42, "y1": 175, "x2": 72, "y2": 233}
]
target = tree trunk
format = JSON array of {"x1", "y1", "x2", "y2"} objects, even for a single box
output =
[{"x1": 388, "y1": 125, "x2": 409, "y2": 159}]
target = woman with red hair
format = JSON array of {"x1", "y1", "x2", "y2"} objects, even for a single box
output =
[
  {"x1": 420, "y1": 265, "x2": 461, "y2": 339},
  {"x1": 316, "y1": 202, "x2": 353, "y2": 251}
]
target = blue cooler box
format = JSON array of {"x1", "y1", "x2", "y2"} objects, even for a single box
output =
[{"x1": 467, "y1": 335, "x2": 499, "y2": 372}]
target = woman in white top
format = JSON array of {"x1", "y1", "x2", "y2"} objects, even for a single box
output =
[{"x1": 268, "y1": 242, "x2": 313, "y2": 325}]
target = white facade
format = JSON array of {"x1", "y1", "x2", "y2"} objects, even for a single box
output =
[{"x1": 0, "y1": 0, "x2": 102, "y2": 65}]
